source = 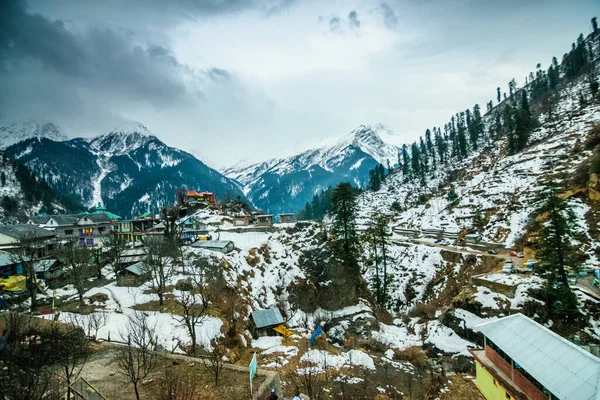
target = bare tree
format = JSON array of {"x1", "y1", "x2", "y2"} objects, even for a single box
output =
[
  {"x1": 202, "y1": 339, "x2": 227, "y2": 387},
  {"x1": 153, "y1": 365, "x2": 199, "y2": 400},
  {"x1": 116, "y1": 312, "x2": 160, "y2": 400},
  {"x1": 284, "y1": 354, "x2": 329, "y2": 400},
  {"x1": 9, "y1": 232, "x2": 43, "y2": 313},
  {"x1": 43, "y1": 321, "x2": 91, "y2": 400},
  {"x1": 103, "y1": 231, "x2": 129, "y2": 277},
  {"x1": 0, "y1": 312, "x2": 54, "y2": 400},
  {"x1": 144, "y1": 236, "x2": 174, "y2": 306},
  {"x1": 66, "y1": 312, "x2": 107, "y2": 340},
  {"x1": 174, "y1": 290, "x2": 209, "y2": 355},
  {"x1": 57, "y1": 238, "x2": 92, "y2": 307}
]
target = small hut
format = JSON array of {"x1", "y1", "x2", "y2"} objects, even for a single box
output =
[
  {"x1": 278, "y1": 213, "x2": 295, "y2": 223},
  {"x1": 256, "y1": 215, "x2": 273, "y2": 226},
  {"x1": 250, "y1": 308, "x2": 286, "y2": 338}
]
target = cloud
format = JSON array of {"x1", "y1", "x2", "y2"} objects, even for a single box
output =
[
  {"x1": 348, "y1": 10, "x2": 361, "y2": 29},
  {"x1": 379, "y1": 3, "x2": 398, "y2": 29},
  {"x1": 329, "y1": 16, "x2": 342, "y2": 33}
]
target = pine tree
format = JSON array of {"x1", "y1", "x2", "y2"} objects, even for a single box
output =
[
  {"x1": 368, "y1": 168, "x2": 381, "y2": 191},
  {"x1": 410, "y1": 142, "x2": 421, "y2": 178},
  {"x1": 378, "y1": 164, "x2": 385, "y2": 183},
  {"x1": 401, "y1": 144, "x2": 410, "y2": 178},
  {"x1": 449, "y1": 116, "x2": 457, "y2": 158},
  {"x1": 425, "y1": 129, "x2": 434, "y2": 155},
  {"x1": 473, "y1": 104, "x2": 484, "y2": 146},
  {"x1": 456, "y1": 112, "x2": 468, "y2": 158},
  {"x1": 497, "y1": 87, "x2": 501, "y2": 103},
  {"x1": 593, "y1": 17, "x2": 598, "y2": 33},
  {"x1": 331, "y1": 182, "x2": 359, "y2": 278},
  {"x1": 535, "y1": 179, "x2": 579, "y2": 286}
]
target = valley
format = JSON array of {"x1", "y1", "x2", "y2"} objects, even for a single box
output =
[{"x1": 1, "y1": 11, "x2": 600, "y2": 400}]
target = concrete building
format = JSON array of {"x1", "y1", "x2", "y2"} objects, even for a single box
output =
[
  {"x1": 471, "y1": 313, "x2": 600, "y2": 400},
  {"x1": 256, "y1": 215, "x2": 273, "y2": 226}
]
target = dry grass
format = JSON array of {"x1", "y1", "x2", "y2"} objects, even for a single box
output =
[{"x1": 439, "y1": 374, "x2": 484, "y2": 400}]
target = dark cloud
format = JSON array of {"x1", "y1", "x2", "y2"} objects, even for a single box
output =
[
  {"x1": 0, "y1": 0, "x2": 244, "y2": 126},
  {"x1": 329, "y1": 16, "x2": 342, "y2": 33},
  {"x1": 207, "y1": 67, "x2": 231, "y2": 82},
  {"x1": 348, "y1": 10, "x2": 361, "y2": 29},
  {"x1": 379, "y1": 3, "x2": 398, "y2": 29}
]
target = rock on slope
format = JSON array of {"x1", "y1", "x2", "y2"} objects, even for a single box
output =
[{"x1": 223, "y1": 124, "x2": 402, "y2": 214}]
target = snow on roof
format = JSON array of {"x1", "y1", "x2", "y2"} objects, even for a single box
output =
[
  {"x1": 257, "y1": 214, "x2": 274, "y2": 218},
  {"x1": 34, "y1": 259, "x2": 59, "y2": 272},
  {"x1": 125, "y1": 262, "x2": 147, "y2": 276},
  {"x1": 477, "y1": 313, "x2": 600, "y2": 400},
  {"x1": 190, "y1": 240, "x2": 233, "y2": 250},
  {"x1": 0, "y1": 252, "x2": 22, "y2": 267},
  {"x1": 0, "y1": 224, "x2": 56, "y2": 239},
  {"x1": 251, "y1": 308, "x2": 284, "y2": 329}
]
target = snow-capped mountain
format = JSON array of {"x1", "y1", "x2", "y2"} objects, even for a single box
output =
[
  {"x1": 0, "y1": 119, "x2": 68, "y2": 149},
  {"x1": 223, "y1": 124, "x2": 402, "y2": 214},
  {"x1": 4, "y1": 122, "x2": 246, "y2": 218},
  {"x1": 88, "y1": 122, "x2": 156, "y2": 156}
]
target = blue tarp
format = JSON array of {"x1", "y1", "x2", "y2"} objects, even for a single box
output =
[{"x1": 310, "y1": 326, "x2": 324, "y2": 346}]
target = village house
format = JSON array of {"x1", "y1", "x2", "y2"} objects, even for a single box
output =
[
  {"x1": 34, "y1": 259, "x2": 63, "y2": 280},
  {"x1": 256, "y1": 214, "x2": 274, "y2": 226},
  {"x1": 118, "y1": 248, "x2": 147, "y2": 270},
  {"x1": 185, "y1": 190, "x2": 217, "y2": 206},
  {"x1": 471, "y1": 313, "x2": 600, "y2": 400},
  {"x1": 0, "y1": 224, "x2": 57, "y2": 257},
  {"x1": 233, "y1": 215, "x2": 249, "y2": 226},
  {"x1": 278, "y1": 213, "x2": 295, "y2": 223},
  {"x1": 76, "y1": 213, "x2": 113, "y2": 247},
  {"x1": 190, "y1": 240, "x2": 234, "y2": 253},
  {"x1": 179, "y1": 216, "x2": 210, "y2": 243},
  {"x1": 250, "y1": 308, "x2": 289, "y2": 338}
]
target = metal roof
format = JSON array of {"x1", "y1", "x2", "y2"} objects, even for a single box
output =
[
  {"x1": 48, "y1": 214, "x2": 80, "y2": 226},
  {"x1": 29, "y1": 215, "x2": 51, "y2": 224},
  {"x1": 477, "y1": 313, "x2": 600, "y2": 400},
  {"x1": 0, "y1": 252, "x2": 20, "y2": 268},
  {"x1": 125, "y1": 261, "x2": 147, "y2": 276},
  {"x1": 251, "y1": 308, "x2": 284, "y2": 329},
  {"x1": 0, "y1": 224, "x2": 56, "y2": 240},
  {"x1": 34, "y1": 259, "x2": 60, "y2": 272},
  {"x1": 191, "y1": 240, "x2": 233, "y2": 250}
]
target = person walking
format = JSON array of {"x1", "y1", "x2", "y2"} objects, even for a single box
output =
[{"x1": 266, "y1": 388, "x2": 279, "y2": 400}]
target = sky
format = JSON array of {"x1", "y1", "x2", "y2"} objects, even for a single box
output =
[{"x1": 0, "y1": 0, "x2": 598, "y2": 169}]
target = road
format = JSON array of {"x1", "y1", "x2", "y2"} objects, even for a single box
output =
[{"x1": 390, "y1": 236, "x2": 523, "y2": 268}]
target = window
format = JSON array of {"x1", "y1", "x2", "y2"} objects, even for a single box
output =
[
  {"x1": 86, "y1": 238, "x2": 93, "y2": 246},
  {"x1": 99, "y1": 227, "x2": 106, "y2": 233},
  {"x1": 64, "y1": 229, "x2": 73, "y2": 235},
  {"x1": 81, "y1": 227, "x2": 93, "y2": 236}
]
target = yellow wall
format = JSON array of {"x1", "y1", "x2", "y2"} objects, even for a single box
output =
[{"x1": 475, "y1": 360, "x2": 514, "y2": 400}]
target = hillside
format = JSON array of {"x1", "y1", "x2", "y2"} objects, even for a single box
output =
[
  {"x1": 223, "y1": 124, "x2": 401, "y2": 214},
  {"x1": 3, "y1": 122, "x2": 247, "y2": 218},
  {"x1": 0, "y1": 152, "x2": 82, "y2": 223}
]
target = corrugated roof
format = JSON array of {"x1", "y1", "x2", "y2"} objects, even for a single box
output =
[
  {"x1": 477, "y1": 313, "x2": 600, "y2": 400},
  {"x1": 190, "y1": 240, "x2": 233, "y2": 250},
  {"x1": 121, "y1": 248, "x2": 147, "y2": 257},
  {"x1": 34, "y1": 259, "x2": 59, "y2": 272},
  {"x1": 49, "y1": 214, "x2": 80, "y2": 226},
  {"x1": 0, "y1": 224, "x2": 56, "y2": 240},
  {"x1": 29, "y1": 215, "x2": 50, "y2": 224},
  {"x1": 125, "y1": 261, "x2": 147, "y2": 276},
  {"x1": 0, "y1": 252, "x2": 20, "y2": 267},
  {"x1": 251, "y1": 308, "x2": 284, "y2": 329}
]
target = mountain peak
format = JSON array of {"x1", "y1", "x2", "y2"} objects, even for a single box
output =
[
  {"x1": 0, "y1": 119, "x2": 69, "y2": 149},
  {"x1": 89, "y1": 121, "x2": 157, "y2": 155}
]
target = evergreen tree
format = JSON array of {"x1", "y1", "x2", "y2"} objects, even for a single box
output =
[
  {"x1": 486, "y1": 100, "x2": 493, "y2": 113},
  {"x1": 593, "y1": 17, "x2": 598, "y2": 33},
  {"x1": 410, "y1": 142, "x2": 421, "y2": 178},
  {"x1": 0, "y1": 172, "x2": 5, "y2": 187},
  {"x1": 535, "y1": 179, "x2": 579, "y2": 286},
  {"x1": 331, "y1": 182, "x2": 359, "y2": 278},
  {"x1": 401, "y1": 144, "x2": 410, "y2": 178},
  {"x1": 509, "y1": 78, "x2": 517, "y2": 101},
  {"x1": 369, "y1": 168, "x2": 381, "y2": 191},
  {"x1": 497, "y1": 87, "x2": 501, "y2": 103},
  {"x1": 425, "y1": 129, "x2": 434, "y2": 155},
  {"x1": 304, "y1": 202, "x2": 312, "y2": 220},
  {"x1": 456, "y1": 112, "x2": 468, "y2": 158},
  {"x1": 473, "y1": 104, "x2": 484, "y2": 146},
  {"x1": 449, "y1": 116, "x2": 458, "y2": 158},
  {"x1": 378, "y1": 163, "x2": 385, "y2": 183}
]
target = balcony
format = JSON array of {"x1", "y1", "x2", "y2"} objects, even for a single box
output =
[{"x1": 471, "y1": 346, "x2": 549, "y2": 400}]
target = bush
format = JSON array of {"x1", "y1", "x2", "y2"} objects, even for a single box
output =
[
  {"x1": 390, "y1": 201, "x2": 403, "y2": 213},
  {"x1": 451, "y1": 356, "x2": 475, "y2": 374},
  {"x1": 412, "y1": 302, "x2": 437, "y2": 320},
  {"x1": 394, "y1": 346, "x2": 428, "y2": 370}
]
